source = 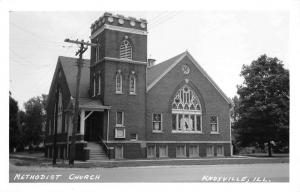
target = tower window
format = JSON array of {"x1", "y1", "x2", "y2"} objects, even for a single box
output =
[
  {"x1": 129, "y1": 73, "x2": 136, "y2": 94},
  {"x1": 95, "y1": 39, "x2": 100, "y2": 62},
  {"x1": 116, "y1": 72, "x2": 123, "y2": 94},
  {"x1": 120, "y1": 39, "x2": 132, "y2": 60}
]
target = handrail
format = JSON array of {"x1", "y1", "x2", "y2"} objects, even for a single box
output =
[{"x1": 96, "y1": 136, "x2": 110, "y2": 159}]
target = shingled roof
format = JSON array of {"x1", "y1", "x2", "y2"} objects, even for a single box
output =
[
  {"x1": 59, "y1": 56, "x2": 90, "y2": 98},
  {"x1": 146, "y1": 51, "x2": 186, "y2": 87},
  {"x1": 49, "y1": 51, "x2": 232, "y2": 107}
]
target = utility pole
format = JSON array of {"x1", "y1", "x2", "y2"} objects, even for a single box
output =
[{"x1": 64, "y1": 39, "x2": 97, "y2": 165}]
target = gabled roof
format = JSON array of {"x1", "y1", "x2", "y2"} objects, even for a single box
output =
[
  {"x1": 46, "y1": 56, "x2": 90, "y2": 108},
  {"x1": 146, "y1": 51, "x2": 233, "y2": 105},
  {"x1": 59, "y1": 56, "x2": 90, "y2": 98},
  {"x1": 146, "y1": 51, "x2": 186, "y2": 87}
]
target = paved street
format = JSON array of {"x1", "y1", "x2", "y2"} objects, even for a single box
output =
[{"x1": 10, "y1": 162, "x2": 289, "y2": 182}]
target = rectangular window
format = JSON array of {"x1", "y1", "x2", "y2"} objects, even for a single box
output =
[
  {"x1": 147, "y1": 145, "x2": 156, "y2": 158},
  {"x1": 130, "y1": 133, "x2": 138, "y2": 140},
  {"x1": 210, "y1": 116, "x2": 218, "y2": 133},
  {"x1": 159, "y1": 145, "x2": 168, "y2": 158},
  {"x1": 216, "y1": 146, "x2": 224, "y2": 156},
  {"x1": 176, "y1": 145, "x2": 186, "y2": 158},
  {"x1": 172, "y1": 113, "x2": 202, "y2": 133},
  {"x1": 115, "y1": 146, "x2": 123, "y2": 159},
  {"x1": 189, "y1": 145, "x2": 199, "y2": 157},
  {"x1": 152, "y1": 113, "x2": 162, "y2": 132},
  {"x1": 207, "y1": 146, "x2": 214, "y2": 157},
  {"x1": 116, "y1": 111, "x2": 124, "y2": 127}
]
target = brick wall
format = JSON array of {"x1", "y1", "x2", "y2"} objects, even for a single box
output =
[{"x1": 146, "y1": 56, "x2": 231, "y2": 142}]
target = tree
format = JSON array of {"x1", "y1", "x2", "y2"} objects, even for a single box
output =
[
  {"x1": 9, "y1": 92, "x2": 22, "y2": 152},
  {"x1": 22, "y1": 95, "x2": 48, "y2": 147},
  {"x1": 232, "y1": 55, "x2": 289, "y2": 157}
]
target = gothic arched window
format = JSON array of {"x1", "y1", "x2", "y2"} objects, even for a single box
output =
[
  {"x1": 171, "y1": 85, "x2": 202, "y2": 132},
  {"x1": 116, "y1": 71, "x2": 123, "y2": 93},
  {"x1": 120, "y1": 39, "x2": 132, "y2": 60},
  {"x1": 129, "y1": 73, "x2": 136, "y2": 94}
]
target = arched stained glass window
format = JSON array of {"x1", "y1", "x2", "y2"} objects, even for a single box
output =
[
  {"x1": 171, "y1": 85, "x2": 202, "y2": 132},
  {"x1": 120, "y1": 40, "x2": 132, "y2": 60}
]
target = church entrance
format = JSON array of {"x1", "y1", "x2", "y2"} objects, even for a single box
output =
[{"x1": 84, "y1": 111, "x2": 104, "y2": 142}]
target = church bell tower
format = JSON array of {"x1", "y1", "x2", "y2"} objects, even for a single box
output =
[{"x1": 89, "y1": 12, "x2": 148, "y2": 143}]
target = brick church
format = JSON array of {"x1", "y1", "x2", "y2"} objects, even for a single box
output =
[{"x1": 45, "y1": 12, "x2": 233, "y2": 160}]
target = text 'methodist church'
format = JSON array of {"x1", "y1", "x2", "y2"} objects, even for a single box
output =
[{"x1": 45, "y1": 12, "x2": 233, "y2": 160}]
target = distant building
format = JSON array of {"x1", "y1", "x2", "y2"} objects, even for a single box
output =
[{"x1": 45, "y1": 12, "x2": 233, "y2": 160}]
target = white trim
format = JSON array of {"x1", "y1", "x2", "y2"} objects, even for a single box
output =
[
  {"x1": 80, "y1": 110, "x2": 85, "y2": 135},
  {"x1": 84, "y1": 111, "x2": 93, "y2": 120},
  {"x1": 172, "y1": 110, "x2": 202, "y2": 115},
  {"x1": 115, "y1": 127, "x2": 126, "y2": 139},
  {"x1": 92, "y1": 57, "x2": 147, "y2": 67},
  {"x1": 171, "y1": 131, "x2": 203, "y2": 134},
  {"x1": 146, "y1": 51, "x2": 233, "y2": 105},
  {"x1": 90, "y1": 24, "x2": 148, "y2": 39}
]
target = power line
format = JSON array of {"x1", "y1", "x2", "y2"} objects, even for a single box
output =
[
  {"x1": 10, "y1": 22, "x2": 62, "y2": 45},
  {"x1": 149, "y1": 11, "x2": 182, "y2": 31}
]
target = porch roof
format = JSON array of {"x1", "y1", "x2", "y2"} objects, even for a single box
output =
[{"x1": 78, "y1": 98, "x2": 111, "y2": 111}]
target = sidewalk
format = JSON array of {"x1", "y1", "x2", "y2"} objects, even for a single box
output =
[{"x1": 10, "y1": 152, "x2": 289, "y2": 168}]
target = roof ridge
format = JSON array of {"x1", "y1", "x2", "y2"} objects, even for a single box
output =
[{"x1": 150, "y1": 51, "x2": 186, "y2": 69}]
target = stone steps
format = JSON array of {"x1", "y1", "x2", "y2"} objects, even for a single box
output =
[{"x1": 87, "y1": 142, "x2": 109, "y2": 160}]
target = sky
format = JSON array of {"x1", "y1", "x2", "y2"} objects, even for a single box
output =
[{"x1": 9, "y1": 11, "x2": 289, "y2": 109}]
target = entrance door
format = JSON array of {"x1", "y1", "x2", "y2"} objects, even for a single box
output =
[{"x1": 85, "y1": 111, "x2": 103, "y2": 142}]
